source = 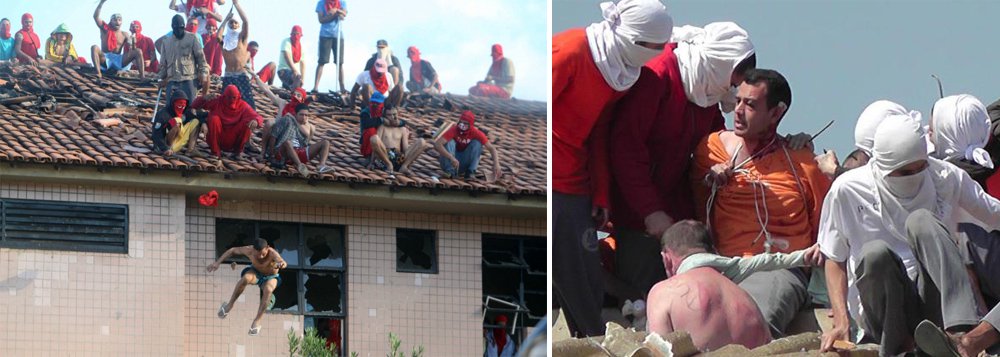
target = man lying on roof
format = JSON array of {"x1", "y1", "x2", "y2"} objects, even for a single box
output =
[
  {"x1": 152, "y1": 89, "x2": 205, "y2": 157},
  {"x1": 91, "y1": 0, "x2": 145, "y2": 81},
  {"x1": 647, "y1": 220, "x2": 823, "y2": 351},
  {"x1": 191, "y1": 84, "x2": 262, "y2": 162},
  {"x1": 44, "y1": 24, "x2": 84, "y2": 65}
]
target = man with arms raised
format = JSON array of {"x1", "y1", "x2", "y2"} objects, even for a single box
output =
[
  {"x1": 91, "y1": 0, "x2": 144, "y2": 81},
  {"x1": 208, "y1": 238, "x2": 287, "y2": 336},
  {"x1": 217, "y1": 0, "x2": 255, "y2": 108}
]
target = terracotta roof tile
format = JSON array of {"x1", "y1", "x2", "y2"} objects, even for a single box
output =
[{"x1": 0, "y1": 65, "x2": 546, "y2": 196}]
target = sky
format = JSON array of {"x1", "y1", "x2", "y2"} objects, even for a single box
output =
[
  {"x1": 3, "y1": 0, "x2": 549, "y2": 102},
  {"x1": 554, "y1": 0, "x2": 1000, "y2": 158}
]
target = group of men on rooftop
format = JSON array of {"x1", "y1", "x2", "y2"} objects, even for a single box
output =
[
  {"x1": 0, "y1": 0, "x2": 515, "y2": 182},
  {"x1": 554, "y1": 0, "x2": 1000, "y2": 356}
]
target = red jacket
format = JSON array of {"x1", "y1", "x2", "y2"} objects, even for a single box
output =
[
  {"x1": 610, "y1": 44, "x2": 725, "y2": 231},
  {"x1": 203, "y1": 33, "x2": 223, "y2": 76},
  {"x1": 552, "y1": 28, "x2": 626, "y2": 208}
]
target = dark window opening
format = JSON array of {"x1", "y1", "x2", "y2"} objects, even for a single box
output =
[
  {"x1": 0, "y1": 199, "x2": 129, "y2": 254},
  {"x1": 305, "y1": 317, "x2": 345, "y2": 357},
  {"x1": 396, "y1": 229, "x2": 438, "y2": 274},
  {"x1": 270, "y1": 270, "x2": 300, "y2": 312},
  {"x1": 303, "y1": 225, "x2": 345, "y2": 268},
  {"x1": 305, "y1": 272, "x2": 343, "y2": 314},
  {"x1": 482, "y1": 234, "x2": 546, "y2": 337}
]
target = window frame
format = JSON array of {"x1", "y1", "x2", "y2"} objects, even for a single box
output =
[
  {"x1": 0, "y1": 198, "x2": 129, "y2": 254},
  {"x1": 481, "y1": 234, "x2": 546, "y2": 331},
  {"x1": 394, "y1": 228, "x2": 439, "y2": 274}
]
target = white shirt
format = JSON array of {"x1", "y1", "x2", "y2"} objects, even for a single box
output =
[
  {"x1": 175, "y1": 4, "x2": 217, "y2": 36},
  {"x1": 818, "y1": 159, "x2": 1000, "y2": 331},
  {"x1": 354, "y1": 71, "x2": 395, "y2": 96},
  {"x1": 277, "y1": 38, "x2": 305, "y2": 71}
]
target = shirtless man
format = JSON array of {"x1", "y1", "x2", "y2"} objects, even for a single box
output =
[
  {"x1": 207, "y1": 238, "x2": 287, "y2": 336},
  {"x1": 274, "y1": 104, "x2": 333, "y2": 176},
  {"x1": 217, "y1": 0, "x2": 255, "y2": 108},
  {"x1": 91, "y1": 0, "x2": 144, "y2": 81},
  {"x1": 646, "y1": 221, "x2": 823, "y2": 351},
  {"x1": 371, "y1": 107, "x2": 428, "y2": 177}
]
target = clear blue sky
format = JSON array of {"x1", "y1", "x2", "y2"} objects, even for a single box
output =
[
  {"x1": 4, "y1": 0, "x2": 548, "y2": 101},
  {"x1": 554, "y1": 0, "x2": 1000, "y2": 158}
]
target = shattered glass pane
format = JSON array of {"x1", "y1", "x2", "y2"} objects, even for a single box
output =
[
  {"x1": 259, "y1": 222, "x2": 299, "y2": 266},
  {"x1": 396, "y1": 229, "x2": 437, "y2": 273},
  {"x1": 303, "y1": 225, "x2": 345, "y2": 269},
  {"x1": 215, "y1": 219, "x2": 255, "y2": 263},
  {"x1": 304, "y1": 272, "x2": 343, "y2": 314},
  {"x1": 270, "y1": 270, "x2": 300, "y2": 313}
]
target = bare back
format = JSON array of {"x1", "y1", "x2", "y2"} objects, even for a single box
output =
[{"x1": 646, "y1": 267, "x2": 770, "y2": 351}]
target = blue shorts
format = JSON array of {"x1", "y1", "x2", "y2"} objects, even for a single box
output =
[
  {"x1": 103, "y1": 52, "x2": 132, "y2": 71},
  {"x1": 241, "y1": 266, "x2": 281, "y2": 287}
]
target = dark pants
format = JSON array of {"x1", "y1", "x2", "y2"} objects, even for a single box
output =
[
  {"x1": 957, "y1": 223, "x2": 1000, "y2": 304},
  {"x1": 553, "y1": 192, "x2": 604, "y2": 337},
  {"x1": 857, "y1": 209, "x2": 979, "y2": 356},
  {"x1": 439, "y1": 139, "x2": 483, "y2": 178},
  {"x1": 164, "y1": 80, "x2": 195, "y2": 107},
  {"x1": 613, "y1": 228, "x2": 666, "y2": 302},
  {"x1": 222, "y1": 74, "x2": 256, "y2": 110},
  {"x1": 739, "y1": 268, "x2": 809, "y2": 337}
]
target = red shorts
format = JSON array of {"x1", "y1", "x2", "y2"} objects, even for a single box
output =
[
  {"x1": 360, "y1": 128, "x2": 377, "y2": 157},
  {"x1": 277, "y1": 147, "x2": 309, "y2": 164}
]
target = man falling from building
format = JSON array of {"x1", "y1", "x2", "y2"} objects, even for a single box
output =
[{"x1": 208, "y1": 238, "x2": 288, "y2": 336}]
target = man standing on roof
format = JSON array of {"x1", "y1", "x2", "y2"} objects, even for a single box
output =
[
  {"x1": 363, "y1": 39, "x2": 402, "y2": 87},
  {"x1": 218, "y1": 0, "x2": 255, "y2": 109},
  {"x1": 0, "y1": 19, "x2": 18, "y2": 63},
  {"x1": 152, "y1": 89, "x2": 205, "y2": 157},
  {"x1": 123, "y1": 21, "x2": 158, "y2": 74},
  {"x1": 158, "y1": 15, "x2": 209, "y2": 105},
  {"x1": 44, "y1": 24, "x2": 83, "y2": 65},
  {"x1": 313, "y1": 0, "x2": 347, "y2": 94},
  {"x1": 169, "y1": 0, "x2": 225, "y2": 36},
  {"x1": 430, "y1": 111, "x2": 502, "y2": 181},
  {"x1": 469, "y1": 44, "x2": 514, "y2": 99},
  {"x1": 552, "y1": 0, "x2": 673, "y2": 337},
  {"x1": 247, "y1": 41, "x2": 276, "y2": 86},
  {"x1": 689, "y1": 69, "x2": 831, "y2": 337},
  {"x1": 91, "y1": 0, "x2": 145, "y2": 81},
  {"x1": 405, "y1": 46, "x2": 441, "y2": 94},
  {"x1": 349, "y1": 58, "x2": 395, "y2": 109},
  {"x1": 202, "y1": 18, "x2": 223, "y2": 77},
  {"x1": 208, "y1": 238, "x2": 288, "y2": 336},
  {"x1": 14, "y1": 13, "x2": 42, "y2": 65},
  {"x1": 192, "y1": 84, "x2": 262, "y2": 161},
  {"x1": 609, "y1": 21, "x2": 756, "y2": 306},
  {"x1": 278, "y1": 25, "x2": 306, "y2": 90}
]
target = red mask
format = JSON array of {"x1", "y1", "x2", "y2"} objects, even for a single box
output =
[
  {"x1": 491, "y1": 44, "x2": 503, "y2": 62},
  {"x1": 0, "y1": 21, "x2": 11, "y2": 40},
  {"x1": 282, "y1": 88, "x2": 308, "y2": 117},
  {"x1": 223, "y1": 85, "x2": 241, "y2": 111},
  {"x1": 459, "y1": 110, "x2": 476, "y2": 134},
  {"x1": 130, "y1": 21, "x2": 143, "y2": 38},
  {"x1": 290, "y1": 26, "x2": 303, "y2": 63},
  {"x1": 173, "y1": 99, "x2": 187, "y2": 117},
  {"x1": 198, "y1": 190, "x2": 219, "y2": 207},
  {"x1": 186, "y1": 19, "x2": 199, "y2": 33},
  {"x1": 370, "y1": 102, "x2": 384, "y2": 118},
  {"x1": 21, "y1": 13, "x2": 33, "y2": 32},
  {"x1": 290, "y1": 26, "x2": 303, "y2": 45}
]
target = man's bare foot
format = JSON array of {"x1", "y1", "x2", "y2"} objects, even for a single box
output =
[
  {"x1": 187, "y1": 149, "x2": 205, "y2": 158},
  {"x1": 297, "y1": 163, "x2": 311, "y2": 177},
  {"x1": 231, "y1": 152, "x2": 243, "y2": 161}
]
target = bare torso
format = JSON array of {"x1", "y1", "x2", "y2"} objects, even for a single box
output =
[
  {"x1": 222, "y1": 42, "x2": 250, "y2": 74},
  {"x1": 646, "y1": 267, "x2": 771, "y2": 351},
  {"x1": 101, "y1": 29, "x2": 128, "y2": 54},
  {"x1": 244, "y1": 246, "x2": 282, "y2": 276},
  {"x1": 379, "y1": 126, "x2": 408, "y2": 151}
]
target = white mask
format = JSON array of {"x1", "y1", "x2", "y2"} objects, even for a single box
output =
[{"x1": 884, "y1": 171, "x2": 925, "y2": 199}]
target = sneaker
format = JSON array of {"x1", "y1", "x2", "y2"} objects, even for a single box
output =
[
  {"x1": 217, "y1": 302, "x2": 228, "y2": 319},
  {"x1": 317, "y1": 165, "x2": 334, "y2": 174}
]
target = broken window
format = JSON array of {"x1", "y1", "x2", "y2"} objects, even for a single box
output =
[
  {"x1": 215, "y1": 219, "x2": 257, "y2": 264},
  {"x1": 396, "y1": 229, "x2": 438, "y2": 274},
  {"x1": 259, "y1": 222, "x2": 300, "y2": 266},
  {"x1": 303, "y1": 225, "x2": 345, "y2": 268},
  {"x1": 482, "y1": 234, "x2": 546, "y2": 339},
  {"x1": 305, "y1": 317, "x2": 345, "y2": 356},
  {"x1": 270, "y1": 270, "x2": 299, "y2": 312},
  {"x1": 305, "y1": 272, "x2": 343, "y2": 314}
]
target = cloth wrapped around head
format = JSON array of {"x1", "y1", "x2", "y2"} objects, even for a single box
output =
[
  {"x1": 930, "y1": 94, "x2": 994, "y2": 169},
  {"x1": 584, "y1": 0, "x2": 673, "y2": 91},
  {"x1": 671, "y1": 22, "x2": 754, "y2": 112}
]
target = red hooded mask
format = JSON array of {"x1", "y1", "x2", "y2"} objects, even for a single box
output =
[
  {"x1": 186, "y1": 18, "x2": 199, "y2": 33},
  {"x1": 489, "y1": 44, "x2": 504, "y2": 77},
  {"x1": 187, "y1": 0, "x2": 216, "y2": 17},
  {"x1": 1, "y1": 19, "x2": 11, "y2": 40},
  {"x1": 130, "y1": 21, "x2": 144, "y2": 41},
  {"x1": 205, "y1": 18, "x2": 218, "y2": 34},
  {"x1": 282, "y1": 88, "x2": 308, "y2": 117},
  {"x1": 325, "y1": 0, "x2": 341, "y2": 13},
  {"x1": 222, "y1": 85, "x2": 242, "y2": 112},
  {"x1": 173, "y1": 98, "x2": 187, "y2": 117},
  {"x1": 17, "y1": 13, "x2": 40, "y2": 57},
  {"x1": 290, "y1": 26, "x2": 303, "y2": 63},
  {"x1": 459, "y1": 110, "x2": 476, "y2": 134},
  {"x1": 408, "y1": 46, "x2": 423, "y2": 83},
  {"x1": 369, "y1": 102, "x2": 384, "y2": 119},
  {"x1": 492, "y1": 315, "x2": 508, "y2": 353}
]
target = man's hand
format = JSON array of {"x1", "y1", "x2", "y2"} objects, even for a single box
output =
[
  {"x1": 491, "y1": 163, "x2": 502, "y2": 182},
  {"x1": 164, "y1": 149, "x2": 175, "y2": 156},
  {"x1": 644, "y1": 211, "x2": 674, "y2": 238},
  {"x1": 203, "y1": 93, "x2": 218, "y2": 101},
  {"x1": 206, "y1": 262, "x2": 220, "y2": 273},
  {"x1": 592, "y1": 205, "x2": 609, "y2": 230},
  {"x1": 815, "y1": 149, "x2": 840, "y2": 178},
  {"x1": 705, "y1": 162, "x2": 733, "y2": 187},
  {"x1": 803, "y1": 243, "x2": 825, "y2": 267},
  {"x1": 248, "y1": 120, "x2": 259, "y2": 130},
  {"x1": 158, "y1": 79, "x2": 167, "y2": 90},
  {"x1": 820, "y1": 317, "x2": 850, "y2": 352},
  {"x1": 449, "y1": 157, "x2": 460, "y2": 171},
  {"x1": 785, "y1": 132, "x2": 814, "y2": 152}
]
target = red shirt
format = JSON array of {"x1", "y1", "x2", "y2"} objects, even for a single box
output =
[
  {"x1": 441, "y1": 126, "x2": 489, "y2": 152},
  {"x1": 203, "y1": 33, "x2": 223, "y2": 76},
  {"x1": 552, "y1": 28, "x2": 626, "y2": 208},
  {"x1": 609, "y1": 45, "x2": 726, "y2": 231},
  {"x1": 124, "y1": 35, "x2": 159, "y2": 73}
]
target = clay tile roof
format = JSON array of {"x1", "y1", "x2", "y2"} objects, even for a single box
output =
[{"x1": 0, "y1": 65, "x2": 546, "y2": 196}]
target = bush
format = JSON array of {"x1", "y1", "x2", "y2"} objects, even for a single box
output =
[
  {"x1": 288, "y1": 327, "x2": 339, "y2": 357},
  {"x1": 387, "y1": 333, "x2": 424, "y2": 357}
]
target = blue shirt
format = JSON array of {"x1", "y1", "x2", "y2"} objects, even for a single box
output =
[
  {"x1": 316, "y1": 0, "x2": 347, "y2": 38},
  {"x1": 0, "y1": 37, "x2": 15, "y2": 61}
]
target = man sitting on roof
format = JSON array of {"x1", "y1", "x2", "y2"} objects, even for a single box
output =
[
  {"x1": 429, "y1": 111, "x2": 502, "y2": 181},
  {"x1": 469, "y1": 44, "x2": 514, "y2": 99},
  {"x1": 152, "y1": 89, "x2": 205, "y2": 157},
  {"x1": 217, "y1": 0, "x2": 255, "y2": 108},
  {"x1": 277, "y1": 25, "x2": 306, "y2": 90},
  {"x1": 358, "y1": 91, "x2": 405, "y2": 169},
  {"x1": 405, "y1": 46, "x2": 441, "y2": 94},
  {"x1": 369, "y1": 107, "x2": 427, "y2": 178},
  {"x1": 816, "y1": 100, "x2": 909, "y2": 179},
  {"x1": 0, "y1": 19, "x2": 14, "y2": 63},
  {"x1": 271, "y1": 104, "x2": 333, "y2": 176},
  {"x1": 349, "y1": 58, "x2": 395, "y2": 109},
  {"x1": 91, "y1": 0, "x2": 145, "y2": 81},
  {"x1": 191, "y1": 84, "x2": 262, "y2": 161},
  {"x1": 690, "y1": 69, "x2": 831, "y2": 337},
  {"x1": 248, "y1": 41, "x2": 276, "y2": 86},
  {"x1": 123, "y1": 21, "x2": 158, "y2": 74},
  {"x1": 14, "y1": 13, "x2": 42, "y2": 65},
  {"x1": 253, "y1": 72, "x2": 308, "y2": 163},
  {"x1": 44, "y1": 24, "x2": 84, "y2": 65},
  {"x1": 817, "y1": 112, "x2": 1000, "y2": 355},
  {"x1": 647, "y1": 220, "x2": 823, "y2": 351}
]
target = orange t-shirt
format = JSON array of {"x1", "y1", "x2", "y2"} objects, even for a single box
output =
[{"x1": 690, "y1": 131, "x2": 831, "y2": 257}]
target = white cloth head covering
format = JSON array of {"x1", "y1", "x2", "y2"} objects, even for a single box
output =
[
  {"x1": 223, "y1": 27, "x2": 240, "y2": 52},
  {"x1": 931, "y1": 94, "x2": 994, "y2": 169},
  {"x1": 671, "y1": 22, "x2": 754, "y2": 113},
  {"x1": 870, "y1": 112, "x2": 940, "y2": 242},
  {"x1": 585, "y1": 0, "x2": 673, "y2": 91},
  {"x1": 854, "y1": 100, "x2": 908, "y2": 156}
]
